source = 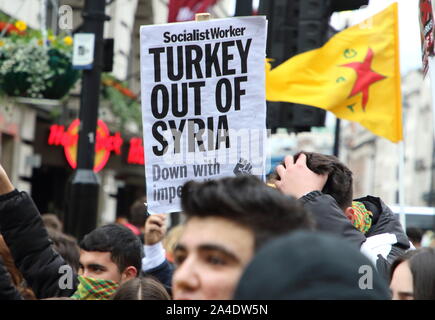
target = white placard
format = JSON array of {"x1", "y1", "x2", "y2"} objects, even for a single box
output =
[
  {"x1": 140, "y1": 16, "x2": 268, "y2": 214},
  {"x1": 73, "y1": 33, "x2": 95, "y2": 70}
]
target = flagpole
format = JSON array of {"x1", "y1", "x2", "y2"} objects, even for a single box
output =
[
  {"x1": 333, "y1": 117, "x2": 341, "y2": 157},
  {"x1": 398, "y1": 140, "x2": 406, "y2": 230}
]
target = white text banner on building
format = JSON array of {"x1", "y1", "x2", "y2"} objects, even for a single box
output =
[{"x1": 140, "y1": 16, "x2": 268, "y2": 214}]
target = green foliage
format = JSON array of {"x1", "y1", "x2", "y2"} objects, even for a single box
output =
[
  {"x1": 0, "y1": 21, "x2": 79, "y2": 99},
  {"x1": 101, "y1": 74, "x2": 142, "y2": 130}
]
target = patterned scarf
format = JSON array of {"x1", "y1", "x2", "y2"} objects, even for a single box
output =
[
  {"x1": 350, "y1": 201, "x2": 373, "y2": 234},
  {"x1": 71, "y1": 275, "x2": 119, "y2": 300}
]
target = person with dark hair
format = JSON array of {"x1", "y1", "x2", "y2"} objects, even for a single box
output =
[
  {"x1": 0, "y1": 163, "x2": 143, "y2": 299},
  {"x1": 406, "y1": 227, "x2": 424, "y2": 248},
  {"x1": 46, "y1": 228, "x2": 80, "y2": 274},
  {"x1": 172, "y1": 175, "x2": 314, "y2": 300},
  {"x1": 234, "y1": 231, "x2": 390, "y2": 300},
  {"x1": 390, "y1": 247, "x2": 435, "y2": 300},
  {"x1": 129, "y1": 196, "x2": 149, "y2": 236},
  {"x1": 79, "y1": 223, "x2": 143, "y2": 283},
  {"x1": 111, "y1": 276, "x2": 170, "y2": 300},
  {"x1": 274, "y1": 152, "x2": 412, "y2": 281},
  {"x1": 116, "y1": 197, "x2": 148, "y2": 238},
  {"x1": 41, "y1": 214, "x2": 63, "y2": 232}
]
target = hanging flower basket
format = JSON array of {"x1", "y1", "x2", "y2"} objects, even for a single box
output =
[{"x1": 0, "y1": 21, "x2": 79, "y2": 99}]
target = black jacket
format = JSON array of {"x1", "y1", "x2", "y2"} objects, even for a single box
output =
[
  {"x1": 300, "y1": 191, "x2": 411, "y2": 281},
  {"x1": 0, "y1": 257, "x2": 23, "y2": 300},
  {"x1": 0, "y1": 190, "x2": 78, "y2": 299},
  {"x1": 355, "y1": 195, "x2": 411, "y2": 279},
  {"x1": 0, "y1": 189, "x2": 171, "y2": 299}
]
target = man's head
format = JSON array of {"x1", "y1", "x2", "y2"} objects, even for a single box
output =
[
  {"x1": 41, "y1": 213, "x2": 63, "y2": 232},
  {"x1": 172, "y1": 175, "x2": 313, "y2": 300},
  {"x1": 234, "y1": 231, "x2": 390, "y2": 300},
  {"x1": 129, "y1": 196, "x2": 149, "y2": 233},
  {"x1": 406, "y1": 227, "x2": 424, "y2": 248},
  {"x1": 79, "y1": 224, "x2": 143, "y2": 284},
  {"x1": 294, "y1": 151, "x2": 353, "y2": 210},
  {"x1": 273, "y1": 151, "x2": 354, "y2": 217}
]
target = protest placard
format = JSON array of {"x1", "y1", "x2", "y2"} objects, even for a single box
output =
[{"x1": 140, "y1": 16, "x2": 268, "y2": 213}]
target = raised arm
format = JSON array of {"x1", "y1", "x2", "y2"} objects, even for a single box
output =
[
  {"x1": 0, "y1": 164, "x2": 77, "y2": 298},
  {"x1": 142, "y1": 214, "x2": 173, "y2": 290},
  {"x1": 275, "y1": 154, "x2": 366, "y2": 247}
]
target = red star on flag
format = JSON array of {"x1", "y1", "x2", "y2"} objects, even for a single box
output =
[{"x1": 341, "y1": 48, "x2": 386, "y2": 111}]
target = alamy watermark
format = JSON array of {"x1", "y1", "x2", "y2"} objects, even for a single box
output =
[
  {"x1": 358, "y1": 265, "x2": 374, "y2": 290},
  {"x1": 58, "y1": 5, "x2": 73, "y2": 31},
  {"x1": 154, "y1": 127, "x2": 271, "y2": 176},
  {"x1": 58, "y1": 265, "x2": 74, "y2": 290}
]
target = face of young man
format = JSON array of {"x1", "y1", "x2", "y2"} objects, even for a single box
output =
[
  {"x1": 172, "y1": 216, "x2": 255, "y2": 300},
  {"x1": 79, "y1": 250, "x2": 136, "y2": 284}
]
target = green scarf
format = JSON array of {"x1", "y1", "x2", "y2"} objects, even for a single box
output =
[
  {"x1": 71, "y1": 275, "x2": 119, "y2": 300},
  {"x1": 350, "y1": 201, "x2": 373, "y2": 234}
]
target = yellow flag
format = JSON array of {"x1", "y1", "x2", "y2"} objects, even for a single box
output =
[{"x1": 266, "y1": 3, "x2": 402, "y2": 143}]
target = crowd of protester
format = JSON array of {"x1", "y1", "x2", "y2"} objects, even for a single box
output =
[{"x1": 0, "y1": 151, "x2": 434, "y2": 300}]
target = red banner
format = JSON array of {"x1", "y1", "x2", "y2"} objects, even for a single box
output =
[
  {"x1": 420, "y1": 0, "x2": 435, "y2": 75},
  {"x1": 168, "y1": 0, "x2": 218, "y2": 23}
]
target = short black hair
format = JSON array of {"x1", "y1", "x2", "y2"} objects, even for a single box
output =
[
  {"x1": 270, "y1": 152, "x2": 353, "y2": 210},
  {"x1": 181, "y1": 175, "x2": 314, "y2": 250},
  {"x1": 295, "y1": 152, "x2": 353, "y2": 210},
  {"x1": 79, "y1": 224, "x2": 143, "y2": 274}
]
